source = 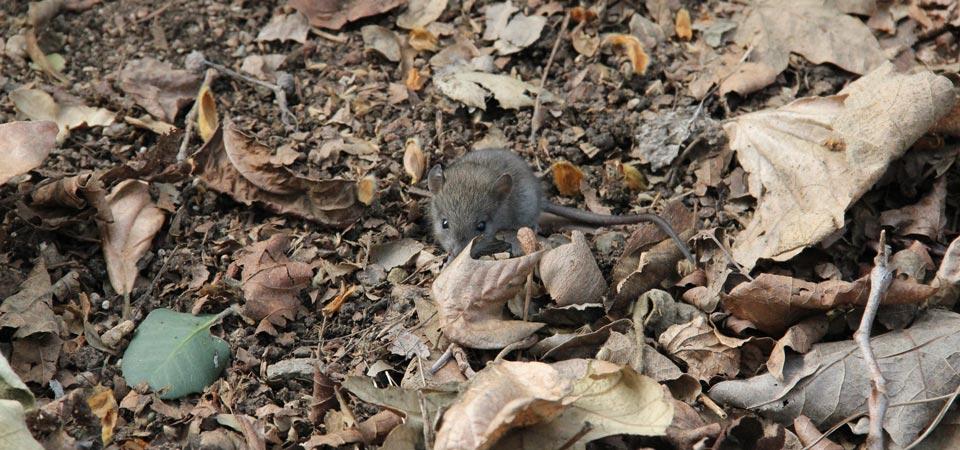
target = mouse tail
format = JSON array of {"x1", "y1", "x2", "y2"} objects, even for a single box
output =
[{"x1": 542, "y1": 202, "x2": 695, "y2": 264}]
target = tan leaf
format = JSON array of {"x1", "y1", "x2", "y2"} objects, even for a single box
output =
[
  {"x1": 405, "y1": 67, "x2": 429, "y2": 91},
  {"x1": 931, "y1": 93, "x2": 960, "y2": 137},
  {"x1": 119, "y1": 58, "x2": 201, "y2": 123},
  {"x1": 86, "y1": 385, "x2": 118, "y2": 444},
  {"x1": 539, "y1": 231, "x2": 606, "y2": 306},
  {"x1": 256, "y1": 12, "x2": 310, "y2": 44},
  {"x1": 99, "y1": 180, "x2": 165, "y2": 296},
  {"x1": 194, "y1": 120, "x2": 362, "y2": 226},
  {"x1": 602, "y1": 34, "x2": 650, "y2": 76},
  {"x1": 659, "y1": 316, "x2": 745, "y2": 381},
  {"x1": 930, "y1": 235, "x2": 960, "y2": 308},
  {"x1": 0, "y1": 121, "x2": 57, "y2": 184},
  {"x1": 432, "y1": 241, "x2": 545, "y2": 349},
  {"x1": 361, "y1": 25, "x2": 401, "y2": 62},
  {"x1": 240, "y1": 54, "x2": 286, "y2": 83},
  {"x1": 570, "y1": 27, "x2": 599, "y2": 57},
  {"x1": 675, "y1": 8, "x2": 692, "y2": 40},
  {"x1": 288, "y1": 0, "x2": 405, "y2": 30},
  {"x1": 724, "y1": 272, "x2": 938, "y2": 335},
  {"x1": 492, "y1": 12, "x2": 546, "y2": 55},
  {"x1": 238, "y1": 234, "x2": 312, "y2": 328},
  {"x1": 321, "y1": 283, "x2": 356, "y2": 317},
  {"x1": 197, "y1": 85, "x2": 218, "y2": 143},
  {"x1": 397, "y1": 0, "x2": 447, "y2": 29},
  {"x1": 123, "y1": 115, "x2": 177, "y2": 135},
  {"x1": 24, "y1": 28, "x2": 66, "y2": 83},
  {"x1": 618, "y1": 161, "x2": 647, "y2": 191},
  {"x1": 402, "y1": 137, "x2": 427, "y2": 184},
  {"x1": 880, "y1": 175, "x2": 946, "y2": 241},
  {"x1": 356, "y1": 175, "x2": 377, "y2": 205},
  {"x1": 550, "y1": 161, "x2": 582, "y2": 197},
  {"x1": 434, "y1": 71, "x2": 558, "y2": 110},
  {"x1": 10, "y1": 88, "x2": 115, "y2": 143},
  {"x1": 408, "y1": 27, "x2": 439, "y2": 52},
  {"x1": 727, "y1": 63, "x2": 955, "y2": 269}
]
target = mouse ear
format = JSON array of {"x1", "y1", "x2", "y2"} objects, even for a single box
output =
[
  {"x1": 492, "y1": 173, "x2": 512, "y2": 200},
  {"x1": 427, "y1": 165, "x2": 444, "y2": 193}
]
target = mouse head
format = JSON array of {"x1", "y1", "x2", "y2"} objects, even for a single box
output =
[{"x1": 428, "y1": 164, "x2": 512, "y2": 258}]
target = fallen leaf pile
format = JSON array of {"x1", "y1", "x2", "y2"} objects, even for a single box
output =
[{"x1": 0, "y1": 0, "x2": 959, "y2": 448}]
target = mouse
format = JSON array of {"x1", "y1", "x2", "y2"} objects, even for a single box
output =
[{"x1": 427, "y1": 148, "x2": 695, "y2": 263}]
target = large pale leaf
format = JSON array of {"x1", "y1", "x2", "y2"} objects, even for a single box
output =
[
  {"x1": 727, "y1": 63, "x2": 955, "y2": 269},
  {"x1": 99, "y1": 179, "x2": 165, "y2": 296},
  {"x1": 0, "y1": 121, "x2": 57, "y2": 184},
  {"x1": 0, "y1": 354, "x2": 34, "y2": 410},
  {"x1": 121, "y1": 308, "x2": 231, "y2": 399},
  {"x1": 9, "y1": 88, "x2": 115, "y2": 143},
  {"x1": 709, "y1": 309, "x2": 960, "y2": 447},
  {"x1": 0, "y1": 400, "x2": 42, "y2": 450},
  {"x1": 434, "y1": 71, "x2": 558, "y2": 110}
]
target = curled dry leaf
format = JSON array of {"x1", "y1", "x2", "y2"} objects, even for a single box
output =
[
  {"x1": 492, "y1": 12, "x2": 546, "y2": 55},
  {"x1": 659, "y1": 315, "x2": 747, "y2": 381},
  {"x1": 550, "y1": 161, "x2": 582, "y2": 196},
  {"x1": 0, "y1": 121, "x2": 57, "y2": 184},
  {"x1": 288, "y1": 0, "x2": 406, "y2": 30},
  {"x1": 238, "y1": 234, "x2": 312, "y2": 328},
  {"x1": 196, "y1": 84, "x2": 218, "y2": 143},
  {"x1": 675, "y1": 8, "x2": 692, "y2": 40},
  {"x1": 930, "y1": 235, "x2": 960, "y2": 307},
  {"x1": 710, "y1": 309, "x2": 960, "y2": 448},
  {"x1": 240, "y1": 54, "x2": 286, "y2": 82},
  {"x1": 0, "y1": 261, "x2": 58, "y2": 340},
  {"x1": 361, "y1": 25, "x2": 401, "y2": 62},
  {"x1": 194, "y1": 121, "x2": 362, "y2": 226},
  {"x1": 356, "y1": 175, "x2": 377, "y2": 205},
  {"x1": 618, "y1": 162, "x2": 647, "y2": 191},
  {"x1": 24, "y1": 29, "x2": 67, "y2": 83},
  {"x1": 728, "y1": 63, "x2": 955, "y2": 269},
  {"x1": 434, "y1": 71, "x2": 558, "y2": 110},
  {"x1": 119, "y1": 58, "x2": 201, "y2": 123},
  {"x1": 880, "y1": 175, "x2": 946, "y2": 241},
  {"x1": 408, "y1": 27, "x2": 439, "y2": 52},
  {"x1": 571, "y1": 27, "x2": 599, "y2": 57},
  {"x1": 10, "y1": 88, "x2": 115, "y2": 143},
  {"x1": 724, "y1": 272, "x2": 938, "y2": 336},
  {"x1": 602, "y1": 34, "x2": 650, "y2": 76},
  {"x1": 767, "y1": 315, "x2": 828, "y2": 381},
  {"x1": 99, "y1": 180, "x2": 165, "y2": 297},
  {"x1": 396, "y1": 0, "x2": 447, "y2": 29},
  {"x1": 256, "y1": 12, "x2": 310, "y2": 44},
  {"x1": 402, "y1": 137, "x2": 427, "y2": 184},
  {"x1": 86, "y1": 385, "x2": 118, "y2": 444},
  {"x1": 432, "y1": 241, "x2": 545, "y2": 349},
  {"x1": 539, "y1": 231, "x2": 606, "y2": 306},
  {"x1": 404, "y1": 67, "x2": 428, "y2": 91}
]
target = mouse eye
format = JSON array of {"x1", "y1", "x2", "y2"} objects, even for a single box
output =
[
  {"x1": 476, "y1": 221, "x2": 486, "y2": 232},
  {"x1": 441, "y1": 219, "x2": 449, "y2": 229}
]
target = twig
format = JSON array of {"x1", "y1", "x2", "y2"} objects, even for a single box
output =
[
  {"x1": 178, "y1": 68, "x2": 216, "y2": 162},
  {"x1": 699, "y1": 393, "x2": 727, "y2": 419},
  {"x1": 429, "y1": 343, "x2": 454, "y2": 375},
  {"x1": 417, "y1": 389, "x2": 435, "y2": 449},
  {"x1": 903, "y1": 381, "x2": 960, "y2": 449},
  {"x1": 201, "y1": 59, "x2": 298, "y2": 129},
  {"x1": 558, "y1": 423, "x2": 593, "y2": 450},
  {"x1": 493, "y1": 336, "x2": 538, "y2": 363},
  {"x1": 855, "y1": 230, "x2": 894, "y2": 450},
  {"x1": 529, "y1": 12, "x2": 570, "y2": 145}
]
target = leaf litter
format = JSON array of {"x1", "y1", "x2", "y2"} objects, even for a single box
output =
[{"x1": 1, "y1": 0, "x2": 959, "y2": 448}]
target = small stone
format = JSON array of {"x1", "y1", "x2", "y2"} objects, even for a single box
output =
[{"x1": 266, "y1": 358, "x2": 316, "y2": 381}]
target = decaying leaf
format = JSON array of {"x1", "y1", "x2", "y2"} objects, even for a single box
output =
[
  {"x1": 194, "y1": 120, "x2": 362, "y2": 226},
  {"x1": 396, "y1": 0, "x2": 446, "y2": 29},
  {"x1": 728, "y1": 63, "x2": 955, "y2": 269},
  {"x1": 550, "y1": 161, "x2": 583, "y2": 197},
  {"x1": 257, "y1": 12, "x2": 310, "y2": 44},
  {"x1": 361, "y1": 25, "x2": 401, "y2": 62},
  {"x1": 880, "y1": 175, "x2": 946, "y2": 242},
  {"x1": 403, "y1": 137, "x2": 427, "y2": 184},
  {"x1": 930, "y1": 235, "x2": 960, "y2": 308},
  {"x1": 659, "y1": 315, "x2": 746, "y2": 381},
  {"x1": 237, "y1": 234, "x2": 312, "y2": 328},
  {"x1": 86, "y1": 385, "x2": 118, "y2": 444},
  {"x1": 539, "y1": 231, "x2": 606, "y2": 306},
  {"x1": 119, "y1": 58, "x2": 201, "y2": 123},
  {"x1": 98, "y1": 180, "x2": 165, "y2": 297},
  {"x1": 124, "y1": 115, "x2": 177, "y2": 135},
  {"x1": 0, "y1": 261, "x2": 58, "y2": 340},
  {"x1": 288, "y1": 0, "x2": 406, "y2": 30},
  {"x1": 766, "y1": 315, "x2": 828, "y2": 381},
  {"x1": 196, "y1": 84, "x2": 218, "y2": 143},
  {"x1": 432, "y1": 241, "x2": 544, "y2": 349},
  {"x1": 9, "y1": 88, "x2": 115, "y2": 143},
  {"x1": 0, "y1": 121, "x2": 57, "y2": 184},
  {"x1": 434, "y1": 70, "x2": 558, "y2": 110},
  {"x1": 724, "y1": 272, "x2": 938, "y2": 336},
  {"x1": 602, "y1": 34, "x2": 650, "y2": 75},
  {"x1": 710, "y1": 309, "x2": 960, "y2": 448}
]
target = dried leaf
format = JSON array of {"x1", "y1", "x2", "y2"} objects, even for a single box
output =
[
  {"x1": 357, "y1": 175, "x2": 377, "y2": 205},
  {"x1": 434, "y1": 70, "x2": 558, "y2": 110},
  {"x1": 322, "y1": 283, "x2": 356, "y2": 316},
  {"x1": 256, "y1": 12, "x2": 310, "y2": 44},
  {"x1": 483, "y1": 2, "x2": 518, "y2": 41},
  {"x1": 119, "y1": 58, "x2": 201, "y2": 123},
  {"x1": 98, "y1": 180, "x2": 165, "y2": 297},
  {"x1": 194, "y1": 121, "x2": 362, "y2": 226},
  {"x1": 539, "y1": 231, "x2": 606, "y2": 306},
  {"x1": 196, "y1": 84, "x2": 218, "y2": 143},
  {"x1": 369, "y1": 238, "x2": 424, "y2": 271},
  {"x1": 408, "y1": 27, "x2": 439, "y2": 52},
  {"x1": 571, "y1": 27, "x2": 599, "y2": 57},
  {"x1": 0, "y1": 261, "x2": 58, "y2": 339},
  {"x1": 288, "y1": 0, "x2": 405, "y2": 30},
  {"x1": 880, "y1": 175, "x2": 946, "y2": 241},
  {"x1": 404, "y1": 67, "x2": 428, "y2": 91},
  {"x1": 361, "y1": 25, "x2": 401, "y2": 62},
  {"x1": 493, "y1": 12, "x2": 546, "y2": 55},
  {"x1": 0, "y1": 121, "x2": 57, "y2": 184},
  {"x1": 10, "y1": 88, "x2": 115, "y2": 143},
  {"x1": 675, "y1": 8, "x2": 692, "y2": 40},
  {"x1": 550, "y1": 161, "x2": 582, "y2": 197},
  {"x1": 86, "y1": 385, "x2": 118, "y2": 444},
  {"x1": 397, "y1": 0, "x2": 447, "y2": 29},
  {"x1": 123, "y1": 115, "x2": 177, "y2": 135},
  {"x1": 618, "y1": 162, "x2": 647, "y2": 191},
  {"x1": 659, "y1": 316, "x2": 746, "y2": 381},
  {"x1": 403, "y1": 137, "x2": 427, "y2": 184},
  {"x1": 602, "y1": 34, "x2": 650, "y2": 75},
  {"x1": 240, "y1": 54, "x2": 286, "y2": 82},
  {"x1": 432, "y1": 241, "x2": 545, "y2": 349},
  {"x1": 728, "y1": 63, "x2": 955, "y2": 269},
  {"x1": 767, "y1": 316, "x2": 828, "y2": 381},
  {"x1": 238, "y1": 234, "x2": 312, "y2": 328},
  {"x1": 24, "y1": 29, "x2": 67, "y2": 83}
]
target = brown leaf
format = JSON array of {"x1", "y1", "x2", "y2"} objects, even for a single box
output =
[
  {"x1": 675, "y1": 8, "x2": 692, "y2": 40},
  {"x1": 0, "y1": 121, "x2": 57, "y2": 184},
  {"x1": 87, "y1": 385, "x2": 118, "y2": 444},
  {"x1": 98, "y1": 180, "x2": 165, "y2": 296},
  {"x1": 119, "y1": 58, "x2": 201, "y2": 122},
  {"x1": 240, "y1": 54, "x2": 286, "y2": 83},
  {"x1": 539, "y1": 231, "x2": 606, "y2": 306},
  {"x1": 550, "y1": 161, "x2": 583, "y2": 197},
  {"x1": 396, "y1": 0, "x2": 446, "y2": 29},
  {"x1": 880, "y1": 175, "x2": 946, "y2": 241},
  {"x1": 570, "y1": 27, "x2": 599, "y2": 57},
  {"x1": 196, "y1": 84, "x2": 218, "y2": 143},
  {"x1": 238, "y1": 234, "x2": 312, "y2": 328},
  {"x1": 0, "y1": 261, "x2": 58, "y2": 339},
  {"x1": 402, "y1": 137, "x2": 427, "y2": 184},
  {"x1": 930, "y1": 235, "x2": 960, "y2": 308},
  {"x1": 194, "y1": 121, "x2": 362, "y2": 227},
  {"x1": 724, "y1": 272, "x2": 938, "y2": 335},
  {"x1": 256, "y1": 12, "x2": 310, "y2": 44},
  {"x1": 356, "y1": 175, "x2": 377, "y2": 205},
  {"x1": 766, "y1": 315, "x2": 828, "y2": 381},
  {"x1": 361, "y1": 25, "x2": 401, "y2": 62},
  {"x1": 727, "y1": 63, "x2": 955, "y2": 269},
  {"x1": 287, "y1": 0, "x2": 406, "y2": 31},
  {"x1": 432, "y1": 241, "x2": 545, "y2": 349},
  {"x1": 321, "y1": 283, "x2": 356, "y2": 316},
  {"x1": 602, "y1": 34, "x2": 650, "y2": 76},
  {"x1": 404, "y1": 67, "x2": 428, "y2": 91},
  {"x1": 408, "y1": 27, "x2": 439, "y2": 52},
  {"x1": 931, "y1": 92, "x2": 960, "y2": 137},
  {"x1": 659, "y1": 316, "x2": 746, "y2": 381}
]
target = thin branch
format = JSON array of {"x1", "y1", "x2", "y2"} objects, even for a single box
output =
[
  {"x1": 529, "y1": 12, "x2": 570, "y2": 146},
  {"x1": 202, "y1": 58, "x2": 298, "y2": 129},
  {"x1": 854, "y1": 230, "x2": 894, "y2": 450}
]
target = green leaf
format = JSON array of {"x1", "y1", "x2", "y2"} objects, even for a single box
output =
[
  {"x1": 121, "y1": 308, "x2": 231, "y2": 399},
  {"x1": 0, "y1": 354, "x2": 34, "y2": 410},
  {"x1": 0, "y1": 400, "x2": 43, "y2": 450}
]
